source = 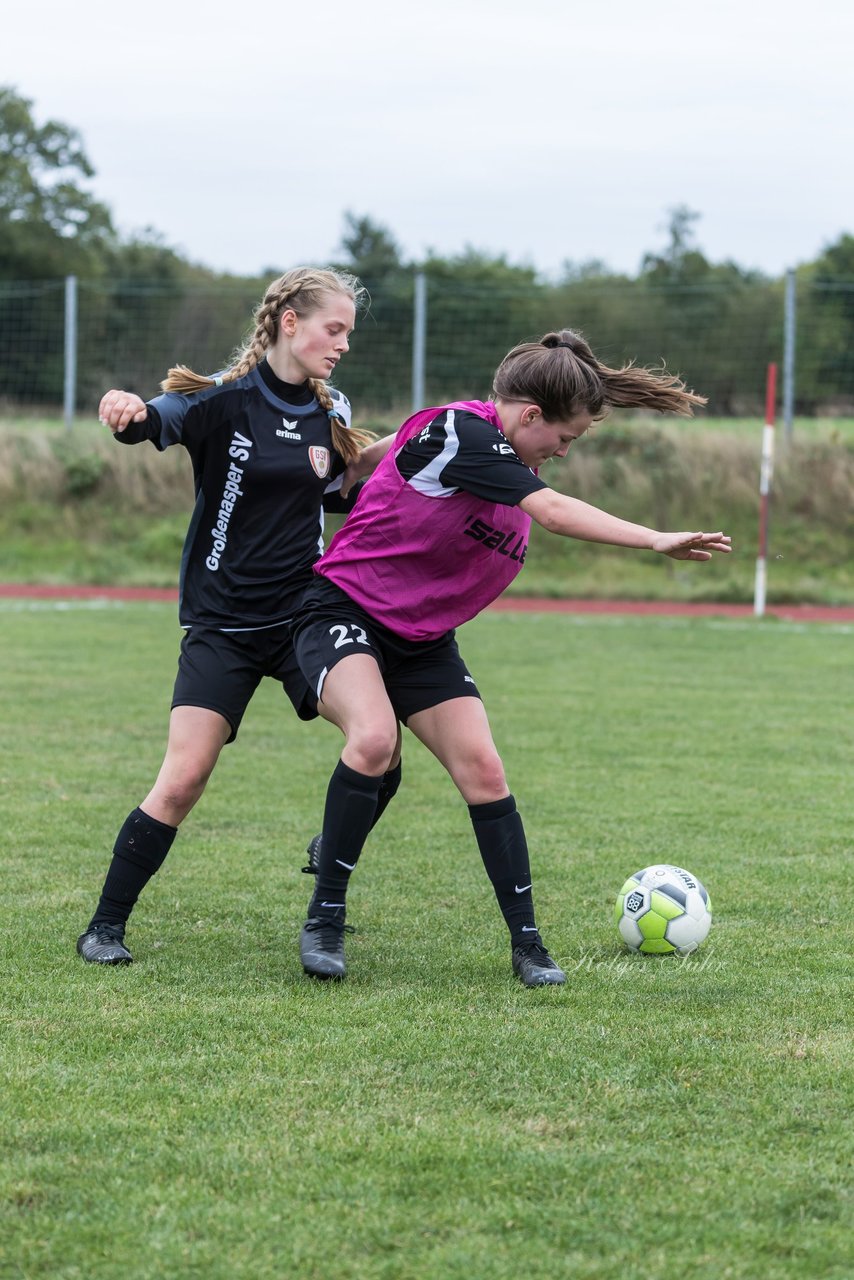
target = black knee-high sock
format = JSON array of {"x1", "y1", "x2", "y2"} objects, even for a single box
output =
[
  {"x1": 372, "y1": 761, "x2": 402, "y2": 831},
  {"x1": 88, "y1": 807, "x2": 177, "y2": 930},
  {"x1": 309, "y1": 760, "x2": 382, "y2": 921},
  {"x1": 469, "y1": 794, "x2": 539, "y2": 948},
  {"x1": 307, "y1": 761, "x2": 400, "y2": 863}
]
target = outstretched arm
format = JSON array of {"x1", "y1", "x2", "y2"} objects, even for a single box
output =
[
  {"x1": 519, "y1": 489, "x2": 732, "y2": 561},
  {"x1": 99, "y1": 387, "x2": 198, "y2": 450}
]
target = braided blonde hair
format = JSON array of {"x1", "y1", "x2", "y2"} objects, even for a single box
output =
[
  {"x1": 493, "y1": 329, "x2": 707, "y2": 421},
  {"x1": 161, "y1": 267, "x2": 373, "y2": 464}
]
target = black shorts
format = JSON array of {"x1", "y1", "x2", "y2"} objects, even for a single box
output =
[
  {"x1": 172, "y1": 623, "x2": 317, "y2": 743},
  {"x1": 291, "y1": 578, "x2": 481, "y2": 724}
]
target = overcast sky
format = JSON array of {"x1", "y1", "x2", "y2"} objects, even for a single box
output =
[{"x1": 4, "y1": 0, "x2": 852, "y2": 280}]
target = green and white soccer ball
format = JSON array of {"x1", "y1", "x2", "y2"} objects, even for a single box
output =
[{"x1": 614, "y1": 864, "x2": 712, "y2": 955}]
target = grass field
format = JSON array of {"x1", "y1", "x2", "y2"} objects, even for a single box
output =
[{"x1": 2, "y1": 601, "x2": 853, "y2": 1279}]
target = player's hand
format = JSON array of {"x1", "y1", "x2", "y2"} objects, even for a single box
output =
[
  {"x1": 652, "y1": 531, "x2": 732, "y2": 561},
  {"x1": 338, "y1": 459, "x2": 357, "y2": 498},
  {"x1": 98, "y1": 389, "x2": 148, "y2": 433}
]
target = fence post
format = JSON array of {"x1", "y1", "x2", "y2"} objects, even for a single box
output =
[
  {"x1": 782, "y1": 268, "x2": 795, "y2": 445},
  {"x1": 754, "y1": 362, "x2": 777, "y2": 618},
  {"x1": 63, "y1": 275, "x2": 78, "y2": 430},
  {"x1": 412, "y1": 270, "x2": 426, "y2": 411}
]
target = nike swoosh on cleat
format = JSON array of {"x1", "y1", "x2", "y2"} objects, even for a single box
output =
[
  {"x1": 335, "y1": 859, "x2": 357, "y2": 870},
  {"x1": 515, "y1": 883, "x2": 533, "y2": 894}
]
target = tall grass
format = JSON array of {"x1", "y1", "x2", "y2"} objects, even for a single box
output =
[{"x1": 2, "y1": 418, "x2": 854, "y2": 602}]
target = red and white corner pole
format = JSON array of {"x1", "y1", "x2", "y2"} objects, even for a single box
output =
[{"x1": 754, "y1": 362, "x2": 777, "y2": 617}]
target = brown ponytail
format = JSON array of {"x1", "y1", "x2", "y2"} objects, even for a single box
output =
[{"x1": 493, "y1": 329, "x2": 707, "y2": 420}]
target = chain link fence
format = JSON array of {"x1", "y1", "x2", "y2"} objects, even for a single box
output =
[{"x1": 1, "y1": 272, "x2": 853, "y2": 424}]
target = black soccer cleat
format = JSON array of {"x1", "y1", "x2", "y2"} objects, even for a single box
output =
[
  {"x1": 301, "y1": 833, "x2": 322, "y2": 875},
  {"x1": 77, "y1": 923, "x2": 133, "y2": 965},
  {"x1": 512, "y1": 939, "x2": 566, "y2": 987},
  {"x1": 299, "y1": 915, "x2": 351, "y2": 980}
]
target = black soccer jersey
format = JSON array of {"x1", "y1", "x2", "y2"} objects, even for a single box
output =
[
  {"x1": 116, "y1": 360, "x2": 354, "y2": 630},
  {"x1": 395, "y1": 408, "x2": 547, "y2": 505}
]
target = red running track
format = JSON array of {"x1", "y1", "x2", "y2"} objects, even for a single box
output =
[{"x1": 2, "y1": 584, "x2": 853, "y2": 623}]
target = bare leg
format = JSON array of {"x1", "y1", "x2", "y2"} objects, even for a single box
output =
[
  {"x1": 309, "y1": 653, "x2": 398, "y2": 903},
  {"x1": 303, "y1": 718, "x2": 403, "y2": 873},
  {"x1": 299, "y1": 655, "x2": 398, "y2": 977},
  {"x1": 80, "y1": 707, "x2": 232, "y2": 956},
  {"x1": 406, "y1": 697, "x2": 508, "y2": 804},
  {"x1": 140, "y1": 705, "x2": 232, "y2": 826},
  {"x1": 316, "y1": 652, "x2": 399, "y2": 774},
  {"x1": 407, "y1": 698, "x2": 565, "y2": 985}
]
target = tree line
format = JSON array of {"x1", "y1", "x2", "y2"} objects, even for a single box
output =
[{"x1": 2, "y1": 86, "x2": 853, "y2": 414}]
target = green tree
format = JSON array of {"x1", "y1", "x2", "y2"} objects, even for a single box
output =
[
  {"x1": 337, "y1": 211, "x2": 403, "y2": 281},
  {"x1": 795, "y1": 234, "x2": 854, "y2": 410},
  {"x1": 421, "y1": 249, "x2": 543, "y2": 401},
  {"x1": 635, "y1": 206, "x2": 778, "y2": 412},
  {"x1": 0, "y1": 86, "x2": 119, "y2": 403},
  {"x1": 641, "y1": 204, "x2": 705, "y2": 283},
  {"x1": 78, "y1": 231, "x2": 194, "y2": 404},
  {"x1": 333, "y1": 213, "x2": 413, "y2": 409},
  {"x1": 0, "y1": 86, "x2": 115, "y2": 279}
]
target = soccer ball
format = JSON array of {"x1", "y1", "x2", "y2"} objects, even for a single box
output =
[{"x1": 614, "y1": 864, "x2": 712, "y2": 956}]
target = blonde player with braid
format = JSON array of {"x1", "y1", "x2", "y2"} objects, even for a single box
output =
[{"x1": 77, "y1": 267, "x2": 396, "y2": 965}]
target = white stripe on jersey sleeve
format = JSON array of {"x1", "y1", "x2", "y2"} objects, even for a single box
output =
[
  {"x1": 406, "y1": 408, "x2": 461, "y2": 499},
  {"x1": 329, "y1": 388, "x2": 352, "y2": 429}
]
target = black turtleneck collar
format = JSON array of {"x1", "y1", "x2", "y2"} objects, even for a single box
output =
[{"x1": 257, "y1": 358, "x2": 314, "y2": 406}]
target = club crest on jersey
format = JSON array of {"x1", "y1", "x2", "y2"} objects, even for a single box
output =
[{"x1": 308, "y1": 446, "x2": 331, "y2": 478}]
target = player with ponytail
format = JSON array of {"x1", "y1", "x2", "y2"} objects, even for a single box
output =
[{"x1": 291, "y1": 329, "x2": 731, "y2": 986}]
